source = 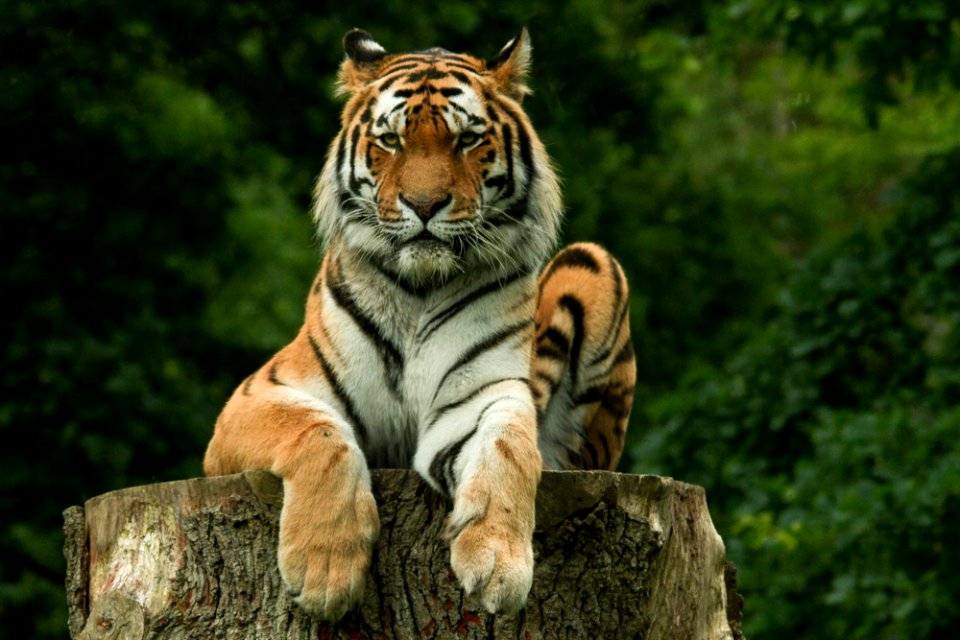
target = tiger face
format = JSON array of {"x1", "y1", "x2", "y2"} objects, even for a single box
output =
[{"x1": 314, "y1": 29, "x2": 562, "y2": 288}]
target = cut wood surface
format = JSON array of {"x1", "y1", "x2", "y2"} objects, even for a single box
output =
[{"x1": 63, "y1": 470, "x2": 744, "y2": 639}]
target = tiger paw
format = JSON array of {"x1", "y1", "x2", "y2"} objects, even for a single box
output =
[
  {"x1": 277, "y1": 486, "x2": 380, "y2": 621},
  {"x1": 446, "y1": 502, "x2": 535, "y2": 614}
]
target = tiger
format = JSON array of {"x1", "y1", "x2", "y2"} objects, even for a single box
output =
[{"x1": 203, "y1": 27, "x2": 636, "y2": 622}]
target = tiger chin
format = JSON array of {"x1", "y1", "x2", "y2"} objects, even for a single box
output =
[{"x1": 204, "y1": 27, "x2": 637, "y2": 622}]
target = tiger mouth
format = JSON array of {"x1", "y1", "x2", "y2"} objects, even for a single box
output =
[
  {"x1": 401, "y1": 231, "x2": 468, "y2": 258},
  {"x1": 404, "y1": 230, "x2": 446, "y2": 246}
]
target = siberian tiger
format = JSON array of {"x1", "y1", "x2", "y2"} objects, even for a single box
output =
[{"x1": 203, "y1": 28, "x2": 636, "y2": 621}]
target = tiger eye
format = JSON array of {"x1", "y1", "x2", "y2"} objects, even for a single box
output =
[
  {"x1": 458, "y1": 132, "x2": 481, "y2": 148},
  {"x1": 379, "y1": 132, "x2": 401, "y2": 148}
]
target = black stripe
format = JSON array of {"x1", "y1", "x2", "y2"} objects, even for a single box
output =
[
  {"x1": 383, "y1": 61, "x2": 421, "y2": 72},
  {"x1": 500, "y1": 124, "x2": 515, "y2": 198},
  {"x1": 565, "y1": 445, "x2": 583, "y2": 468},
  {"x1": 582, "y1": 438, "x2": 600, "y2": 469},
  {"x1": 439, "y1": 52, "x2": 476, "y2": 64},
  {"x1": 597, "y1": 431, "x2": 612, "y2": 469},
  {"x1": 533, "y1": 370, "x2": 558, "y2": 389},
  {"x1": 446, "y1": 100, "x2": 469, "y2": 116},
  {"x1": 449, "y1": 70, "x2": 473, "y2": 84},
  {"x1": 337, "y1": 188, "x2": 376, "y2": 227},
  {"x1": 268, "y1": 362, "x2": 283, "y2": 386},
  {"x1": 364, "y1": 133, "x2": 376, "y2": 171},
  {"x1": 417, "y1": 271, "x2": 526, "y2": 343},
  {"x1": 558, "y1": 295, "x2": 585, "y2": 387},
  {"x1": 392, "y1": 86, "x2": 429, "y2": 98},
  {"x1": 433, "y1": 396, "x2": 505, "y2": 496},
  {"x1": 371, "y1": 261, "x2": 430, "y2": 297},
  {"x1": 306, "y1": 334, "x2": 368, "y2": 446},
  {"x1": 334, "y1": 132, "x2": 347, "y2": 179},
  {"x1": 589, "y1": 295, "x2": 631, "y2": 367},
  {"x1": 358, "y1": 96, "x2": 376, "y2": 124},
  {"x1": 484, "y1": 195, "x2": 529, "y2": 227},
  {"x1": 553, "y1": 246, "x2": 600, "y2": 273},
  {"x1": 515, "y1": 119, "x2": 533, "y2": 181},
  {"x1": 241, "y1": 374, "x2": 255, "y2": 396},
  {"x1": 350, "y1": 128, "x2": 368, "y2": 189},
  {"x1": 484, "y1": 174, "x2": 508, "y2": 190},
  {"x1": 599, "y1": 383, "x2": 633, "y2": 419},
  {"x1": 443, "y1": 62, "x2": 483, "y2": 75},
  {"x1": 529, "y1": 382, "x2": 543, "y2": 403},
  {"x1": 607, "y1": 252, "x2": 624, "y2": 321},
  {"x1": 326, "y1": 263, "x2": 405, "y2": 396},
  {"x1": 538, "y1": 327, "x2": 570, "y2": 354},
  {"x1": 447, "y1": 102, "x2": 480, "y2": 121},
  {"x1": 543, "y1": 246, "x2": 601, "y2": 280},
  {"x1": 407, "y1": 69, "x2": 447, "y2": 82},
  {"x1": 613, "y1": 339, "x2": 635, "y2": 365},
  {"x1": 433, "y1": 320, "x2": 532, "y2": 402},
  {"x1": 383, "y1": 56, "x2": 430, "y2": 69},
  {"x1": 473, "y1": 398, "x2": 504, "y2": 429},
  {"x1": 377, "y1": 71, "x2": 411, "y2": 92},
  {"x1": 536, "y1": 343, "x2": 566, "y2": 361},
  {"x1": 347, "y1": 126, "x2": 374, "y2": 193},
  {"x1": 426, "y1": 377, "x2": 528, "y2": 431},
  {"x1": 429, "y1": 427, "x2": 477, "y2": 496},
  {"x1": 343, "y1": 95, "x2": 366, "y2": 127},
  {"x1": 496, "y1": 100, "x2": 534, "y2": 171},
  {"x1": 574, "y1": 385, "x2": 606, "y2": 406},
  {"x1": 574, "y1": 381, "x2": 632, "y2": 421},
  {"x1": 589, "y1": 257, "x2": 630, "y2": 367}
]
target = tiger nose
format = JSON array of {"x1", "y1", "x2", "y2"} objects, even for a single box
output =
[{"x1": 399, "y1": 193, "x2": 452, "y2": 222}]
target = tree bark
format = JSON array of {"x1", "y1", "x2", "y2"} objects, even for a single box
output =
[{"x1": 63, "y1": 470, "x2": 744, "y2": 639}]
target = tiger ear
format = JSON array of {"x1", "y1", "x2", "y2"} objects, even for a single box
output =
[
  {"x1": 486, "y1": 28, "x2": 532, "y2": 101},
  {"x1": 337, "y1": 29, "x2": 389, "y2": 95}
]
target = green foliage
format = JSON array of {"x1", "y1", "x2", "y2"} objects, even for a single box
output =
[
  {"x1": 0, "y1": 2, "x2": 323, "y2": 635},
  {"x1": 711, "y1": 0, "x2": 960, "y2": 125},
  {"x1": 598, "y1": 26, "x2": 960, "y2": 418},
  {"x1": 636, "y1": 149, "x2": 960, "y2": 638}
]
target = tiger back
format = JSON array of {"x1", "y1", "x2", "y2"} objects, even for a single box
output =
[{"x1": 203, "y1": 28, "x2": 636, "y2": 622}]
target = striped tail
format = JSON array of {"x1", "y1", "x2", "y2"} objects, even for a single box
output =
[{"x1": 531, "y1": 243, "x2": 636, "y2": 470}]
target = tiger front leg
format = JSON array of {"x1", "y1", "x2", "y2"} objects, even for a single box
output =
[
  {"x1": 416, "y1": 393, "x2": 541, "y2": 613},
  {"x1": 447, "y1": 432, "x2": 540, "y2": 614},
  {"x1": 204, "y1": 385, "x2": 379, "y2": 621},
  {"x1": 273, "y1": 422, "x2": 379, "y2": 620}
]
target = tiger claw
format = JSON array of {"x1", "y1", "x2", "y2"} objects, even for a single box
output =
[{"x1": 449, "y1": 507, "x2": 534, "y2": 615}]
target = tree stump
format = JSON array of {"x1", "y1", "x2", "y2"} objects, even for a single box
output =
[{"x1": 63, "y1": 470, "x2": 744, "y2": 639}]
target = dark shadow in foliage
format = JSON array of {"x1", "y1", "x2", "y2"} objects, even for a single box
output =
[{"x1": 638, "y1": 148, "x2": 960, "y2": 639}]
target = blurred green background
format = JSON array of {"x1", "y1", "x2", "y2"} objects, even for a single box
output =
[{"x1": 3, "y1": 0, "x2": 959, "y2": 637}]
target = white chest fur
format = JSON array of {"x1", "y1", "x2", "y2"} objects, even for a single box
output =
[{"x1": 319, "y1": 258, "x2": 536, "y2": 467}]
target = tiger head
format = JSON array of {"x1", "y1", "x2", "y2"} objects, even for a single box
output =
[{"x1": 314, "y1": 29, "x2": 563, "y2": 288}]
